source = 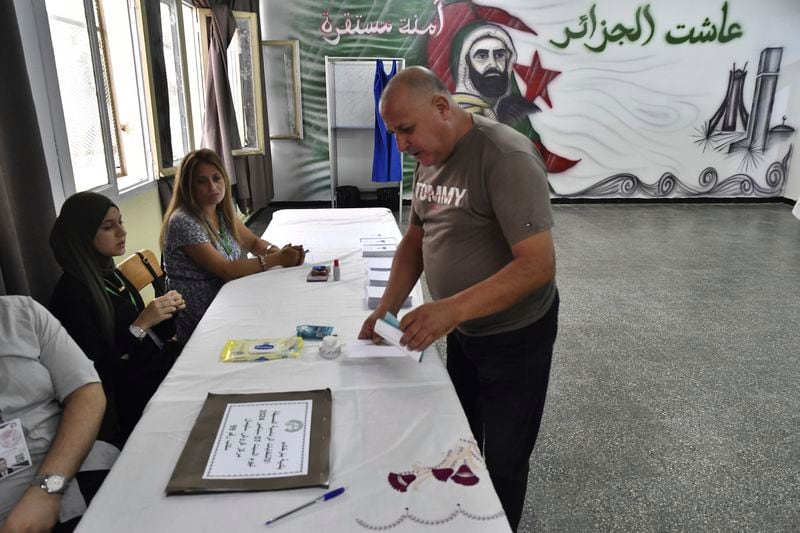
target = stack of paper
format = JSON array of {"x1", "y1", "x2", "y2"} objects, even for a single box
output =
[
  {"x1": 362, "y1": 237, "x2": 403, "y2": 308},
  {"x1": 362, "y1": 244, "x2": 396, "y2": 257},
  {"x1": 367, "y1": 286, "x2": 411, "y2": 310},
  {"x1": 366, "y1": 257, "x2": 393, "y2": 270},
  {"x1": 361, "y1": 237, "x2": 396, "y2": 258},
  {"x1": 368, "y1": 269, "x2": 390, "y2": 287},
  {"x1": 360, "y1": 237, "x2": 395, "y2": 246}
]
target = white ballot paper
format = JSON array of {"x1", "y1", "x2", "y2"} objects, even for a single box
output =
[
  {"x1": 346, "y1": 339, "x2": 408, "y2": 358},
  {"x1": 203, "y1": 401, "x2": 313, "y2": 480},
  {"x1": 367, "y1": 285, "x2": 411, "y2": 309}
]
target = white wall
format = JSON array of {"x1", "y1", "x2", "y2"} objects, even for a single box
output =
[
  {"x1": 785, "y1": 169, "x2": 800, "y2": 201},
  {"x1": 262, "y1": 0, "x2": 800, "y2": 201}
]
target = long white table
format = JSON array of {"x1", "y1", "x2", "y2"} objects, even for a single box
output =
[{"x1": 77, "y1": 208, "x2": 510, "y2": 532}]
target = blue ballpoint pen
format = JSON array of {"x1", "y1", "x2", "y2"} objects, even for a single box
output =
[{"x1": 265, "y1": 487, "x2": 346, "y2": 526}]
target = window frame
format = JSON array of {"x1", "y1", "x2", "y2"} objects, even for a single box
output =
[
  {"x1": 33, "y1": 0, "x2": 156, "y2": 203},
  {"x1": 197, "y1": 8, "x2": 265, "y2": 157},
  {"x1": 136, "y1": 0, "x2": 198, "y2": 177}
]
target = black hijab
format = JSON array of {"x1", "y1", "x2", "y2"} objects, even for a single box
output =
[{"x1": 50, "y1": 192, "x2": 119, "y2": 344}]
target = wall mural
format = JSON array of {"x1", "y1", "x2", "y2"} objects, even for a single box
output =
[{"x1": 266, "y1": 0, "x2": 798, "y2": 200}]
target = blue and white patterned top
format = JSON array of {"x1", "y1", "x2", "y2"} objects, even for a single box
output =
[{"x1": 163, "y1": 208, "x2": 242, "y2": 342}]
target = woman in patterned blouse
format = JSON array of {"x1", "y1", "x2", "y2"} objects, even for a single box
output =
[{"x1": 160, "y1": 149, "x2": 305, "y2": 342}]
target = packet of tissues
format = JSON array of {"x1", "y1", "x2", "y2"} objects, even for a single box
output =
[
  {"x1": 296, "y1": 325, "x2": 334, "y2": 339},
  {"x1": 220, "y1": 337, "x2": 303, "y2": 362}
]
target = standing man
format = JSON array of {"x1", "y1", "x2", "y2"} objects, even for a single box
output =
[{"x1": 360, "y1": 66, "x2": 559, "y2": 532}]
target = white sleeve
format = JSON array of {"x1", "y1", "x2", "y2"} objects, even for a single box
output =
[{"x1": 30, "y1": 299, "x2": 100, "y2": 402}]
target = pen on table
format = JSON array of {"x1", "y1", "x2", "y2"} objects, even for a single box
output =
[{"x1": 265, "y1": 487, "x2": 345, "y2": 526}]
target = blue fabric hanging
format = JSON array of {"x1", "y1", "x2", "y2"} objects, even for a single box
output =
[{"x1": 372, "y1": 59, "x2": 402, "y2": 182}]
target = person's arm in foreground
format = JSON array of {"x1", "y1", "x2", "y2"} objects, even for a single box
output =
[
  {"x1": 399, "y1": 229, "x2": 556, "y2": 351},
  {"x1": 2, "y1": 383, "x2": 105, "y2": 533},
  {"x1": 359, "y1": 223, "x2": 425, "y2": 341}
]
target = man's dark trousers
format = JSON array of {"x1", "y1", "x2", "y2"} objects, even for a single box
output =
[{"x1": 447, "y1": 293, "x2": 559, "y2": 531}]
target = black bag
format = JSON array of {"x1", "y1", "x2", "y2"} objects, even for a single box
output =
[
  {"x1": 336, "y1": 186, "x2": 361, "y2": 208},
  {"x1": 377, "y1": 186, "x2": 399, "y2": 210}
]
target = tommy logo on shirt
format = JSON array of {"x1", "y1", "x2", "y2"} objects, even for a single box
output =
[{"x1": 415, "y1": 183, "x2": 468, "y2": 207}]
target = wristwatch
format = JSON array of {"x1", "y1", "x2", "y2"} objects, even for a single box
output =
[
  {"x1": 129, "y1": 324, "x2": 147, "y2": 340},
  {"x1": 32, "y1": 474, "x2": 69, "y2": 495}
]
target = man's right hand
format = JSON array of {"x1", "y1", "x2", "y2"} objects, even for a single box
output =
[{"x1": 358, "y1": 307, "x2": 387, "y2": 344}]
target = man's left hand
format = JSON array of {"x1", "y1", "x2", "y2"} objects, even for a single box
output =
[{"x1": 399, "y1": 299, "x2": 461, "y2": 352}]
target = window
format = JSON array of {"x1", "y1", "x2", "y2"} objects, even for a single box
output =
[
  {"x1": 142, "y1": 2, "x2": 263, "y2": 175},
  {"x1": 143, "y1": 0, "x2": 205, "y2": 173},
  {"x1": 38, "y1": 0, "x2": 264, "y2": 194},
  {"x1": 198, "y1": 8, "x2": 264, "y2": 156},
  {"x1": 44, "y1": 0, "x2": 152, "y2": 196}
]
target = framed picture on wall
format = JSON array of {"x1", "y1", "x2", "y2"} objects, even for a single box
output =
[{"x1": 262, "y1": 40, "x2": 303, "y2": 140}]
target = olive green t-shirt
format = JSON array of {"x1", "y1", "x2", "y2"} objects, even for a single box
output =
[{"x1": 410, "y1": 114, "x2": 556, "y2": 336}]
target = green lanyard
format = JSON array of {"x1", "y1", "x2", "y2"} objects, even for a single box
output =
[
  {"x1": 104, "y1": 271, "x2": 137, "y2": 309},
  {"x1": 218, "y1": 223, "x2": 233, "y2": 256},
  {"x1": 207, "y1": 216, "x2": 233, "y2": 256}
]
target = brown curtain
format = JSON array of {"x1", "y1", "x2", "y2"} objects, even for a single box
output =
[
  {"x1": 0, "y1": 1, "x2": 61, "y2": 301},
  {"x1": 194, "y1": 0, "x2": 273, "y2": 214},
  {"x1": 231, "y1": 0, "x2": 273, "y2": 214},
  {"x1": 197, "y1": 2, "x2": 241, "y2": 181}
]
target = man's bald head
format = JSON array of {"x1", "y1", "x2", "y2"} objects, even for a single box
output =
[{"x1": 381, "y1": 66, "x2": 450, "y2": 109}]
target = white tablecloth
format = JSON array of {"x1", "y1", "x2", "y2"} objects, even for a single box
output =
[{"x1": 77, "y1": 208, "x2": 510, "y2": 532}]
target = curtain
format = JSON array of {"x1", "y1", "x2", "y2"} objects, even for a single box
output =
[
  {"x1": 194, "y1": 0, "x2": 273, "y2": 215},
  {"x1": 197, "y1": 2, "x2": 241, "y2": 183},
  {"x1": 372, "y1": 59, "x2": 402, "y2": 183},
  {"x1": 0, "y1": 1, "x2": 61, "y2": 301},
  {"x1": 143, "y1": 0, "x2": 174, "y2": 170},
  {"x1": 231, "y1": 0, "x2": 274, "y2": 214}
]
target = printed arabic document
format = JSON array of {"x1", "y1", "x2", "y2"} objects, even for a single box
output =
[
  {"x1": 203, "y1": 401, "x2": 313, "y2": 479},
  {"x1": 166, "y1": 390, "x2": 331, "y2": 494}
]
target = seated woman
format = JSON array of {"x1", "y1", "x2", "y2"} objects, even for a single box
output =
[
  {"x1": 50, "y1": 192, "x2": 185, "y2": 443},
  {"x1": 160, "y1": 148, "x2": 304, "y2": 342}
]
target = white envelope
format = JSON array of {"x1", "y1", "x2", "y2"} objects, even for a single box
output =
[{"x1": 373, "y1": 319, "x2": 423, "y2": 362}]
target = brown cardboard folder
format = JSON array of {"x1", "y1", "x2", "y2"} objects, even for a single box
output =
[{"x1": 166, "y1": 389, "x2": 332, "y2": 495}]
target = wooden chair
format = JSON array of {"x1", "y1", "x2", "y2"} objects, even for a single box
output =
[{"x1": 118, "y1": 249, "x2": 165, "y2": 294}]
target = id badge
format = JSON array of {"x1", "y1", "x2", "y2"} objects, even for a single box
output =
[{"x1": 0, "y1": 418, "x2": 33, "y2": 480}]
